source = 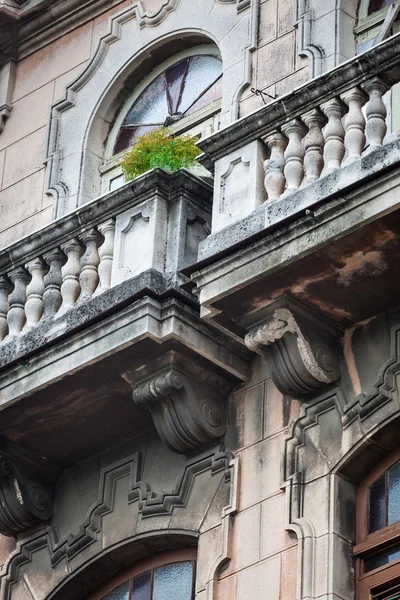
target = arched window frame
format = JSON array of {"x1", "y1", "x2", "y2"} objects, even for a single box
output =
[
  {"x1": 100, "y1": 44, "x2": 222, "y2": 194},
  {"x1": 88, "y1": 547, "x2": 197, "y2": 600},
  {"x1": 355, "y1": 448, "x2": 400, "y2": 600}
]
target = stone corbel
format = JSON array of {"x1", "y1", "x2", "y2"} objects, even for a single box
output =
[
  {"x1": 0, "y1": 436, "x2": 61, "y2": 536},
  {"x1": 244, "y1": 297, "x2": 341, "y2": 397},
  {"x1": 128, "y1": 353, "x2": 228, "y2": 453}
]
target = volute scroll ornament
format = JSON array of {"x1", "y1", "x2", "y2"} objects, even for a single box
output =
[
  {"x1": 130, "y1": 354, "x2": 228, "y2": 453},
  {"x1": 0, "y1": 436, "x2": 61, "y2": 537},
  {"x1": 244, "y1": 298, "x2": 341, "y2": 397}
]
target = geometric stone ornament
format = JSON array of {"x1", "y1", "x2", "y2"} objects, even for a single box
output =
[
  {"x1": 128, "y1": 352, "x2": 228, "y2": 453},
  {"x1": 0, "y1": 436, "x2": 61, "y2": 537},
  {"x1": 245, "y1": 296, "x2": 341, "y2": 397}
]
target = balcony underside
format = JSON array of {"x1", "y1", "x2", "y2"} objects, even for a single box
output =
[
  {"x1": 0, "y1": 275, "x2": 249, "y2": 467},
  {"x1": 191, "y1": 141, "x2": 400, "y2": 337}
]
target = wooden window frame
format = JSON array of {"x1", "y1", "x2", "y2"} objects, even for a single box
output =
[
  {"x1": 88, "y1": 547, "x2": 197, "y2": 600},
  {"x1": 355, "y1": 448, "x2": 400, "y2": 600}
]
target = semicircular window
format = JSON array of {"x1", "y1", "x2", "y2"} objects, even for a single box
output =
[{"x1": 114, "y1": 55, "x2": 222, "y2": 154}]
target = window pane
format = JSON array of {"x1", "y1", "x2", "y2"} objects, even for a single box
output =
[
  {"x1": 185, "y1": 77, "x2": 222, "y2": 116},
  {"x1": 102, "y1": 582, "x2": 130, "y2": 600},
  {"x1": 368, "y1": 0, "x2": 393, "y2": 14},
  {"x1": 365, "y1": 543, "x2": 400, "y2": 572},
  {"x1": 369, "y1": 473, "x2": 386, "y2": 533},
  {"x1": 389, "y1": 461, "x2": 400, "y2": 525},
  {"x1": 114, "y1": 124, "x2": 159, "y2": 154},
  {"x1": 165, "y1": 59, "x2": 188, "y2": 115},
  {"x1": 132, "y1": 570, "x2": 151, "y2": 600},
  {"x1": 179, "y1": 56, "x2": 222, "y2": 114},
  {"x1": 123, "y1": 75, "x2": 168, "y2": 125},
  {"x1": 152, "y1": 562, "x2": 193, "y2": 600}
]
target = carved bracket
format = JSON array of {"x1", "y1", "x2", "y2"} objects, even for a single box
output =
[
  {"x1": 0, "y1": 436, "x2": 60, "y2": 536},
  {"x1": 129, "y1": 353, "x2": 228, "y2": 453},
  {"x1": 244, "y1": 297, "x2": 341, "y2": 397}
]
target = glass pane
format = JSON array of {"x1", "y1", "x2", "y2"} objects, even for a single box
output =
[
  {"x1": 369, "y1": 473, "x2": 386, "y2": 533},
  {"x1": 123, "y1": 75, "x2": 169, "y2": 125},
  {"x1": 114, "y1": 124, "x2": 160, "y2": 154},
  {"x1": 368, "y1": 0, "x2": 393, "y2": 14},
  {"x1": 365, "y1": 543, "x2": 400, "y2": 572},
  {"x1": 165, "y1": 59, "x2": 188, "y2": 115},
  {"x1": 389, "y1": 461, "x2": 400, "y2": 525},
  {"x1": 132, "y1": 570, "x2": 151, "y2": 600},
  {"x1": 152, "y1": 561, "x2": 193, "y2": 600},
  {"x1": 102, "y1": 582, "x2": 130, "y2": 600},
  {"x1": 179, "y1": 56, "x2": 222, "y2": 114},
  {"x1": 109, "y1": 174, "x2": 124, "y2": 191},
  {"x1": 185, "y1": 76, "x2": 222, "y2": 116}
]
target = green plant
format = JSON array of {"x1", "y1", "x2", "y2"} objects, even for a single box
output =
[{"x1": 120, "y1": 127, "x2": 200, "y2": 181}]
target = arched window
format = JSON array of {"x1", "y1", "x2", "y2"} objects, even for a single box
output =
[
  {"x1": 355, "y1": 450, "x2": 400, "y2": 600},
  {"x1": 101, "y1": 45, "x2": 222, "y2": 193},
  {"x1": 88, "y1": 548, "x2": 196, "y2": 600}
]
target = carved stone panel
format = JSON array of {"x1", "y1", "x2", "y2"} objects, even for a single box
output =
[{"x1": 127, "y1": 352, "x2": 229, "y2": 453}]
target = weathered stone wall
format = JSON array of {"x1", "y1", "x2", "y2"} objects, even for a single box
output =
[
  {"x1": 213, "y1": 356, "x2": 300, "y2": 600},
  {"x1": 0, "y1": 0, "x2": 131, "y2": 248}
]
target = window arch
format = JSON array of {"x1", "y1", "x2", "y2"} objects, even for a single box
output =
[
  {"x1": 101, "y1": 45, "x2": 222, "y2": 193},
  {"x1": 355, "y1": 449, "x2": 400, "y2": 600},
  {"x1": 88, "y1": 548, "x2": 196, "y2": 600}
]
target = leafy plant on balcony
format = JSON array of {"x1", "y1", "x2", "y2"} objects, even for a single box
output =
[{"x1": 120, "y1": 127, "x2": 200, "y2": 180}]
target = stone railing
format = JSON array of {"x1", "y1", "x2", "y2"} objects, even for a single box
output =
[
  {"x1": 197, "y1": 33, "x2": 400, "y2": 234},
  {"x1": 262, "y1": 79, "x2": 386, "y2": 201},
  {"x1": 0, "y1": 169, "x2": 212, "y2": 347}
]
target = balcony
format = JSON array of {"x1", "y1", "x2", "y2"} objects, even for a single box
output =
[
  {"x1": 0, "y1": 169, "x2": 249, "y2": 476},
  {"x1": 189, "y1": 33, "x2": 400, "y2": 341}
]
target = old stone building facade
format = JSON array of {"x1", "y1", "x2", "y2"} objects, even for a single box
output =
[{"x1": 0, "y1": 0, "x2": 399, "y2": 598}]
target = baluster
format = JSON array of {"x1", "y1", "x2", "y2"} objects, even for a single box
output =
[
  {"x1": 94, "y1": 219, "x2": 115, "y2": 296},
  {"x1": 281, "y1": 119, "x2": 307, "y2": 193},
  {"x1": 7, "y1": 267, "x2": 30, "y2": 337},
  {"x1": 341, "y1": 87, "x2": 368, "y2": 164},
  {"x1": 262, "y1": 131, "x2": 288, "y2": 201},
  {"x1": 42, "y1": 248, "x2": 65, "y2": 320},
  {"x1": 59, "y1": 239, "x2": 82, "y2": 314},
  {"x1": 362, "y1": 77, "x2": 389, "y2": 151},
  {"x1": 302, "y1": 108, "x2": 327, "y2": 185},
  {"x1": 78, "y1": 229, "x2": 101, "y2": 302},
  {"x1": 24, "y1": 258, "x2": 46, "y2": 331},
  {"x1": 0, "y1": 277, "x2": 11, "y2": 342},
  {"x1": 321, "y1": 98, "x2": 346, "y2": 174}
]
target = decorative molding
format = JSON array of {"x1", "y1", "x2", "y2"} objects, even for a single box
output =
[
  {"x1": 294, "y1": 1, "x2": 323, "y2": 78},
  {"x1": 0, "y1": 436, "x2": 60, "y2": 537},
  {"x1": 245, "y1": 297, "x2": 341, "y2": 397},
  {"x1": 129, "y1": 450, "x2": 231, "y2": 517},
  {"x1": 131, "y1": 354, "x2": 228, "y2": 453},
  {"x1": 0, "y1": 60, "x2": 15, "y2": 134},
  {"x1": 0, "y1": 448, "x2": 231, "y2": 597}
]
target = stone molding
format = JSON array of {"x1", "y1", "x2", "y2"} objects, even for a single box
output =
[
  {"x1": 130, "y1": 353, "x2": 229, "y2": 453},
  {"x1": 245, "y1": 298, "x2": 341, "y2": 397},
  {"x1": 0, "y1": 436, "x2": 60, "y2": 537},
  {"x1": 281, "y1": 312, "x2": 400, "y2": 600}
]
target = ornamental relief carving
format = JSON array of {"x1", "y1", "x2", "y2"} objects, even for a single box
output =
[{"x1": 245, "y1": 296, "x2": 341, "y2": 397}]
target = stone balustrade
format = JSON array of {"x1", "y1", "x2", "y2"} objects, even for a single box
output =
[
  {"x1": 0, "y1": 221, "x2": 115, "y2": 342},
  {"x1": 0, "y1": 169, "x2": 212, "y2": 350},
  {"x1": 262, "y1": 78, "x2": 388, "y2": 202},
  {"x1": 197, "y1": 33, "x2": 400, "y2": 233}
]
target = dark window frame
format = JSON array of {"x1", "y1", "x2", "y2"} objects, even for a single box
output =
[
  {"x1": 356, "y1": 449, "x2": 400, "y2": 600},
  {"x1": 88, "y1": 547, "x2": 197, "y2": 600}
]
